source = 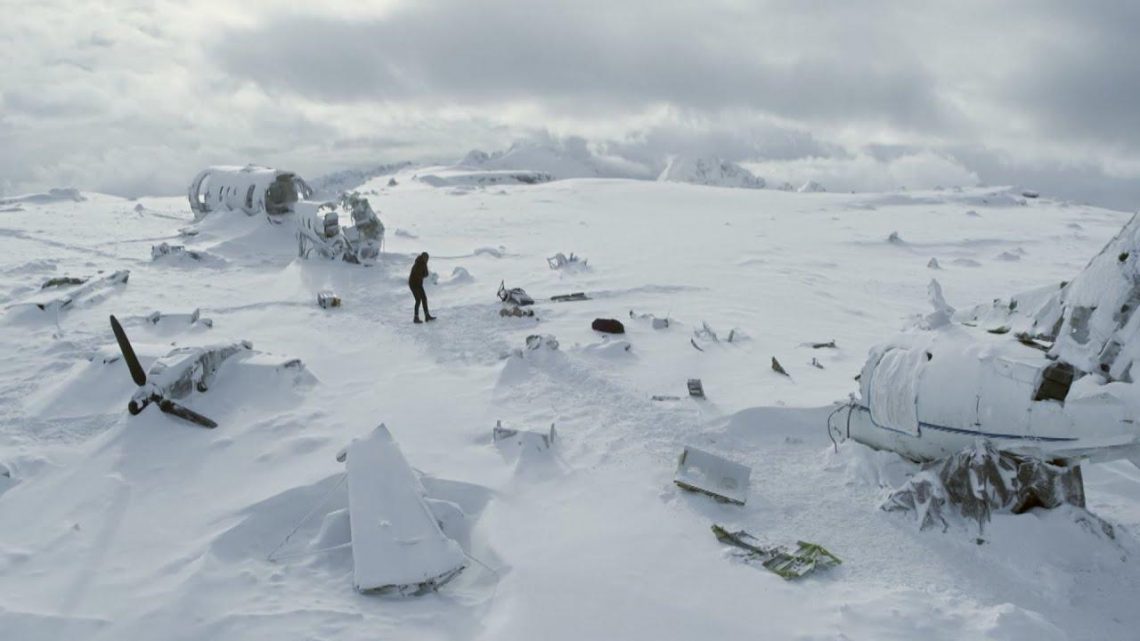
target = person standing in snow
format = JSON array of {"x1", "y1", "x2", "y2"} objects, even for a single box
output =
[{"x1": 409, "y1": 252, "x2": 435, "y2": 323}]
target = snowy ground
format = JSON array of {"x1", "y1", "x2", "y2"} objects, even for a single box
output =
[{"x1": 0, "y1": 174, "x2": 1137, "y2": 640}]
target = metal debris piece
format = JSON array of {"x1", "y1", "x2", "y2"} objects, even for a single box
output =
[
  {"x1": 317, "y1": 290, "x2": 341, "y2": 309},
  {"x1": 771, "y1": 357, "x2": 789, "y2": 376},
  {"x1": 883, "y1": 441, "x2": 1086, "y2": 533},
  {"x1": 492, "y1": 420, "x2": 557, "y2": 451},
  {"x1": 525, "y1": 334, "x2": 559, "y2": 351},
  {"x1": 500, "y1": 305, "x2": 535, "y2": 318},
  {"x1": 41, "y1": 276, "x2": 87, "y2": 289},
  {"x1": 687, "y1": 378, "x2": 705, "y2": 398},
  {"x1": 711, "y1": 525, "x2": 842, "y2": 580},
  {"x1": 675, "y1": 447, "x2": 749, "y2": 505},
  {"x1": 498, "y1": 280, "x2": 534, "y2": 306},
  {"x1": 551, "y1": 292, "x2": 589, "y2": 302}
]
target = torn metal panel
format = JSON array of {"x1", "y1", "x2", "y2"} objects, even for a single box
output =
[
  {"x1": 492, "y1": 420, "x2": 557, "y2": 451},
  {"x1": 883, "y1": 441, "x2": 1086, "y2": 533},
  {"x1": 711, "y1": 525, "x2": 841, "y2": 579},
  {"x1": 675, "y1": 447, "x2": 750, "y2": 505}
]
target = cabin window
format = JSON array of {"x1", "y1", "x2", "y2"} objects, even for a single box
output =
[{"x1": 1034, "y1": 362, "x2": 1075, "y2": 402}]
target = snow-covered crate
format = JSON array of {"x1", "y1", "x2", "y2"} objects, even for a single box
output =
[{"x1": 674, "y1": 446, "x2": 750, "y2": 505}]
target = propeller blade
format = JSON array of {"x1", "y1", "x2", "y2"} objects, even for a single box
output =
[
  {"x1": 157, "y1": 398, "x2": 218, "y2": 429},
  {"x1": 110, "y1": 314, "x2": 147, "y2": 387}
]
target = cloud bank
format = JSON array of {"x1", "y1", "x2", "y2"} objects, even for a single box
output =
[{"x1": 2, "y1": 0, "x2": 1139, "y2": 209}]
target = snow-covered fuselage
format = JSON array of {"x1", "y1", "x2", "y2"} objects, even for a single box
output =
[
  {"x1": 844, "y1": 213, "x2": 1140, "y2": 469},
  {"x1": 845, "y1": 328, "x2": 1140, "y2": 466},
  {"x1": 188, "y1": 165, "x2": 312, "y2": 220}
]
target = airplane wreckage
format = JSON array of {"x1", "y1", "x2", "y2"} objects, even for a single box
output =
[
  {"x1": 108, "y1": 314, "x2": 315, "y2": 428},
  {"x1": 831, "y1": 213, "x2": 1140, "y2": 530},
  {"x1": 189, "y1": 165, "x2": 385, "y2": 265}
]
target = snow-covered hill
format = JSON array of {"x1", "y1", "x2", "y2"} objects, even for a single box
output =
[
  {"x1": 0, "y1": 175, "x2": 1137, "y2": 641},
  {"x1": 656, "y1": 155, "x2": 766, "y2": 189},
  {"x1": 459, "y1": 138, "x2": 652, "y2": 180}
]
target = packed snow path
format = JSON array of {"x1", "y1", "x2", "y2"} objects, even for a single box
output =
[{"x1": 0, "y1": 176, "x2": 1137, "y2": 640}]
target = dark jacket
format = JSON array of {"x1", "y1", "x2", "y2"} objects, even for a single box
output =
[{"x1": 408, "y1": 255, "x2": 429, "y2": 287}]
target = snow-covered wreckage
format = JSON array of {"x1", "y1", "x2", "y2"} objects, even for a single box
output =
[
  {"x1": 339, "y1": 425, "x2": 466, "y2": 595},
  {"x1": 189, "y1": 165, "x2": 313, "y2": 220},
  {"x1": 839, "y1": 213, "x2": 1140, "y2": 469},
  {"x1": 833, "y1": 213, "x2": 1140, "y2": 524},
  {"x1": 188, "y1": 165, "x2": 384, "y2": 265}
]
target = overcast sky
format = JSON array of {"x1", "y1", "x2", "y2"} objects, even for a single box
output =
[{"x1": 3, "y1": 0, "x2": 1139, "y2": 209}]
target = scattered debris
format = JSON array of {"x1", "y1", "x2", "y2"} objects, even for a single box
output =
[
  {"x1": 810, "y1": 358, "x2": 824, "y2": 370},
  {"x1": 630, "y1": 310, "x2": 670, "y2": 328},
  {"x1": 651, "y1": 395, "x2": 682, "y2": 402},
  {"x1": 810, "y1": 340, "x2": 837, "y2": 349},
  {"x1": 151, "y1": 242, "x2": 205, "y2": 261},
  {"x1": 546, "y1": 252, "x2": 588, "y2": 270},
  {"x1": 146, "y1": 308, "x2": 212, "y2": 328},
  {"x1": 500, "y1": 305, "x2": 535, "y2": 318},
  {"x1": 493, "y1": 420, "x2": 557, "y2": 452},
  {"x1": 41, "y1": 276, "x2": 86, "y2": 289},
  {"x1": 498, "y1": 280, "x2": 534, "y2": 306},
  {"x1": 883, "y1": 441, "x2": 1086, "y2": 533},
  {"x1": 694, "y1": 322, "x2": 720, "y2": 342},
  {"x1": 689, "y1": 338, "x2": 705, "y2": 352},
  {"x1": 711, "y1": 525, "x2": 841, "y2": 580},
  {"x1": 297, "y1": 192, "x2": 385, "y2": 265},
  {"x1": 394, "y1": 228, "x2": 418, "y2": 239},
  {"x1": 20, "y1": 270, "x2": 129, "y2": 313},
  {"x1": 674, "y1": 446, "x2": 750, "y2": 505},
  {"x1": 591, "y1": 318, "x2": 625, "y2": 334},
  {"x1": 551, "y1": 292, "x2": 589, "y2": 303},
  {"x1": 342, "y1": 424, "x2": 466, "y2": 594},
  {"x1": 771, "y1": 357, "x2": 789, "y2": 377},
  {"x1": 317, "y1": 290, "x2": 342, "y2": 309},
  {"x1": 887, "y1": 231, "x2": 904, "y2": 245},
  {"x1": 525, "y1": 334, "x2": 559, "y2": 351},
  {"x1": 687, "y1": 378, "x2": 705, "y2": 398},
  {"x1": 1022, "y1": 189, "x2": 1039, "y2": 199},
  {"x1": 986, "y1": 325, "x2": 1010, "y2": 335},
  {"x1": 387, "y1": 177, "x2": 398, "y2": 187},
  {"x1": 927, "y1": 257, "x2": 942, "y2": 270}
]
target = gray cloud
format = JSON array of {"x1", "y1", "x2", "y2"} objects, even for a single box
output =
[
  {"x1": 1001, "y1": 1, "x2": 1140, "y2": 150},
  {"x1": 1, "y1": 0, "x2": 1139, "y2": 210},
  {"x1": 211, "y1": 1, "x2": 955, "y2": 132}
]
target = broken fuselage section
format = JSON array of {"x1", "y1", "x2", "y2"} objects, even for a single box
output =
[
  {"x1": 189, "y1": 165, "x2": 312, "y2": 221},
  {"x1": 187, "y1": 166, "x2": 384, "y2": 265},
  {"x1": 840, "y1": 214, "x2": 1140, "y2": 469}
]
